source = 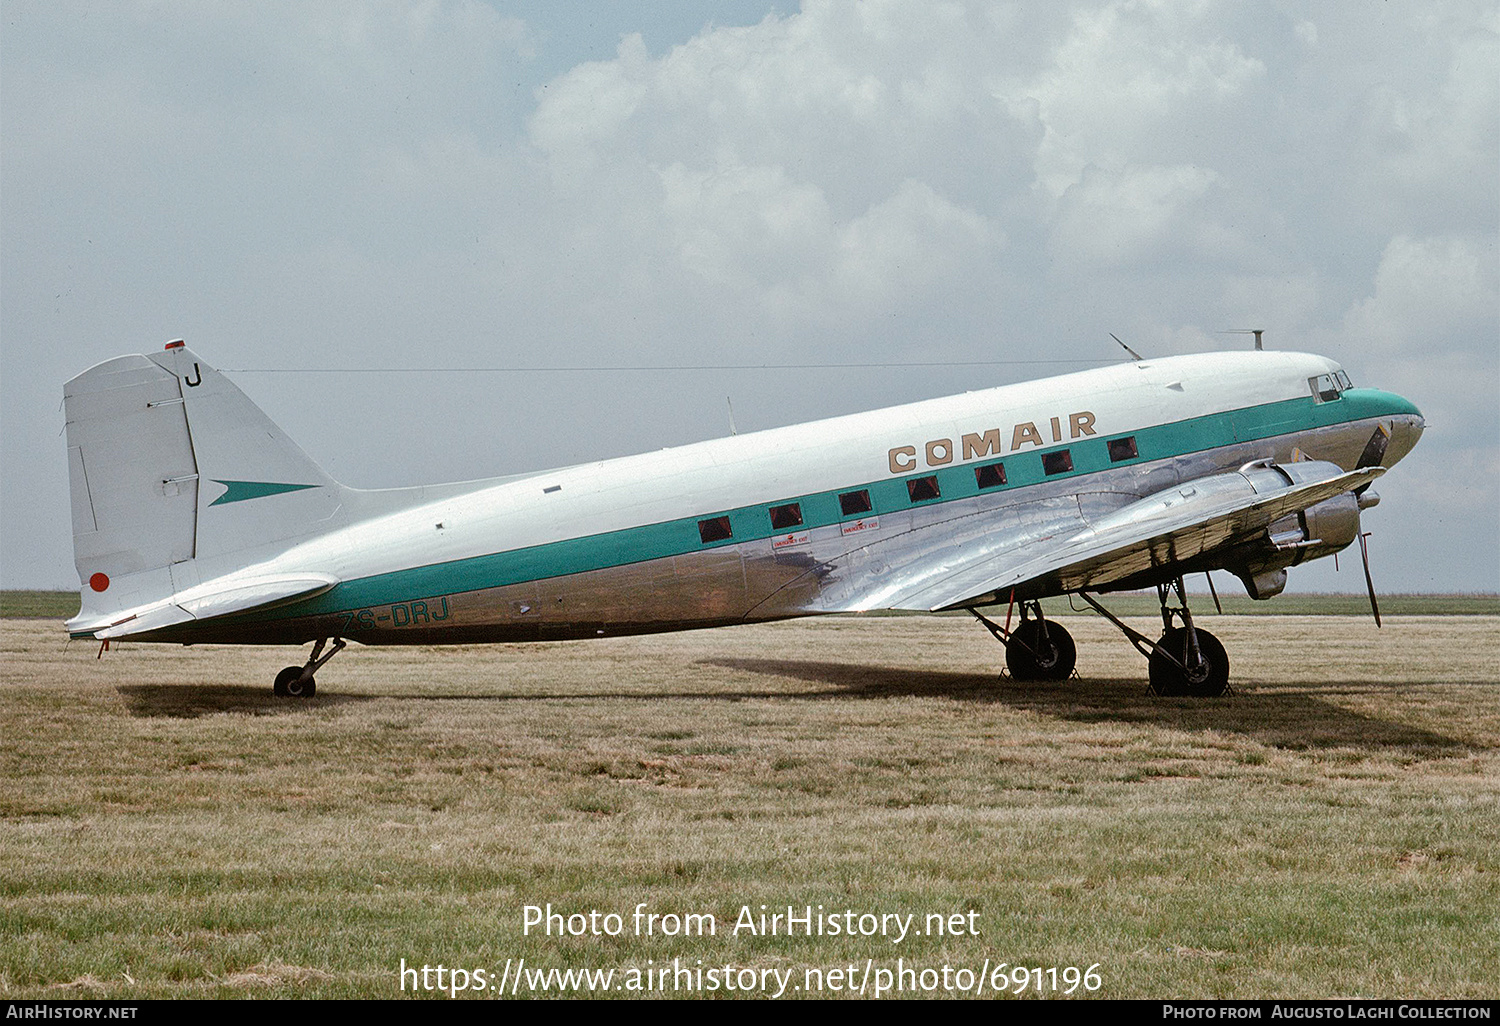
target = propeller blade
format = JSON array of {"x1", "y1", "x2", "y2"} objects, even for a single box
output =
[
  {"x1": 1357, "y1": 531, "x2": 1381, "y2": 628},
  {"x1": 1356, "y1": 423, "x2": 1391, "y2": 470}
]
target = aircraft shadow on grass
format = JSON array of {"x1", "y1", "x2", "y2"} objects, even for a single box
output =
[
  {"x1": 702, "y1": 657, "x2": 1477, "y2": 757},
  {"x1": 119, "y1": 661, "x2": 1475, "y2": 759},
  {"x1": 116, "y1": 684, "x2": 374, "y2": 719}
]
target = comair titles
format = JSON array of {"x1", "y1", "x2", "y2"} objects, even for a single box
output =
[{"x1": 889, "y1": 411, "x2": 1097, "y2": 475}]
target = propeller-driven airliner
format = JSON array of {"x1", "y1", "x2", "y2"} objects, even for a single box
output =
[{"x1": 64, "y1": 341, "x2": 1422, "y2": 697}]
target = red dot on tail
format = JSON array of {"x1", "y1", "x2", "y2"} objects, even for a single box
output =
[{"x1": 89, "y1": 573, "x2": 110, "y2": 592}]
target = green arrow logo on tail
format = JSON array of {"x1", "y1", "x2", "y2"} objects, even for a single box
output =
[{"x1": 209, "y1": 480, "x2": 320, "y2": 506}]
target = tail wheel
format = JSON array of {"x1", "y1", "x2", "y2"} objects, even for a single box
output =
[
  {"x1": 1149, "y1": 626, "x2": 1229, "y2": 697},
  {"x1": 1006, "y1": 619, "x2": 1076, "y2": 681},
  {"x1": 273, "y1": 665, "x2": 316, "y2": 698}
]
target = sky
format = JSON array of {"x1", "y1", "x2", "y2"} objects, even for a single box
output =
[{"x1": 2, "y1": 0, "x2": 1496, "y2": 595}]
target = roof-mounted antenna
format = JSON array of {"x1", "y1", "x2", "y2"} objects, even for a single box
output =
[
  {"x1": 1110, "y1": 333, "x2": 1144, "y2": 361},
  {"x1": 1223, "y1": 328, "x2": 1265, "y2": 350},
  {"x1": 726, "y1": 396, "x2": 737, "y2": 436}
]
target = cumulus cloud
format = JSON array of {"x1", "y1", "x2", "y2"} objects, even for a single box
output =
[
  {"x1": 1344, "y1": 234, "x2": 1499, "y2": 354},
  {"x1": 1014, "y1": 0, "x2": 1266, "y2": 200},
  {"x1": 1335, "y1": 233, "x2": 1499, "y2": 447},
  {"x1": 1367, "y1": 8, "x2": 1498, "y2": 208},
  {"x1": 524, "y1": 3, "x2": 1022, "y2": 335},
  {"x1": 1050, "y1": 163, "x2": 1222, "y2": 270}
]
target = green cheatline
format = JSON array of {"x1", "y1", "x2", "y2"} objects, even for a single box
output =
[
  {"x1": 209, "y1": 480, "x2": 320, "y2": 506},
  {"x1": 226, "y1": 390, "x2": 1420, "y2": 621}
]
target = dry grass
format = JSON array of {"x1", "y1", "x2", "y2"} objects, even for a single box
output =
[{"x1": 1, "y1": 614, "x2": 1496, "y2": 999}]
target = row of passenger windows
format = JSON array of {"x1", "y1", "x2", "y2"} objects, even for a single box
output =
[{"x1": 696, "y1": 435, "x2": 1139, "y2": 544}]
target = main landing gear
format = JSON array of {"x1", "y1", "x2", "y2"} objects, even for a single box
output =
[
  {"x1": 977, "y1": 580, "x2": 1230, "y2": 696},
  {"x1": 272, "y1": 637, "x2": 346, "y2": 698},
  {"x1": 969, "y1": 600, "x2": 1077, "y2": 682},
  {"x1": 1076, "y1": 578, "x2": 1230, "y2": 697}
]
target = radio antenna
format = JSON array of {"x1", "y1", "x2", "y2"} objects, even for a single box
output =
[
  {"x1": 1110, "y1": 333, "x2": 1144, "y2": 361},
  {"x1": 1223, "y1": 329, "x2": 1265, "y2": 350}
]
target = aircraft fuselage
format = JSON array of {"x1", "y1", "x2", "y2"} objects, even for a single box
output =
[{"x1": 73, "y1": 350, "x2": 1419, "y2": 647}]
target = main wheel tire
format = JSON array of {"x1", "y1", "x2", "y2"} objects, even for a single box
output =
[
  {"x1": 1005, "y1": 620, "x2": 1077, "y2": 682},
  {"x1": 1149, "y1": 626, "x2": 1229, "y2": 697},
  {"x1": 273, "y1": 665, "x2": 316, "y2": 698}
]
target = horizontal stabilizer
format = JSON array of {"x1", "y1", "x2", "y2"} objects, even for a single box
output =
[{"x1": 70, "y1": 572, "x2": 339, "y2": 640}]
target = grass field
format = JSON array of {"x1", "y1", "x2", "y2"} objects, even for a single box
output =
[{"x1": 1, "y1": 613, "x2": 1496, "y2": 999}]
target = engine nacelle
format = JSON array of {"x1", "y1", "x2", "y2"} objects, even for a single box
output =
[
  {"x1": 1271, "y1": 491, "x2": 1363, "y2": 562},
  {"x1": 1228, "y1": 461, "x2": 1366, "y2": 599}
]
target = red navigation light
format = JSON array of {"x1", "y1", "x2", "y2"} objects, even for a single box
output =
[{"x1": 165, "y1": 340, "x2": 185, "y2": 350}]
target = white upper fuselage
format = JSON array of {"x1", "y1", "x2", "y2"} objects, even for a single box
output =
[{"x1": 258, "y1": 351, "x2": 1344, "y2": 584}]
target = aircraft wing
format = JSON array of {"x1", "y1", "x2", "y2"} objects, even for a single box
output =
[{"x1": 861, "y1": 463, "x2": 1384, "y2": 613}]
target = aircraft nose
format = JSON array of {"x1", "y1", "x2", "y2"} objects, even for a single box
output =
[
  {"x1": 1346, "y1": 388, "x2": 1423, "y2": 468},
  {"x1": 1385, "y1": 407, "x2": 1424, "y2": 466},
  {"x1": 1366, "y1": 388, "x2": 1424, "y2": 466},
  {"x1": 1344, "y1": 390, "x2": 1422, "y2": 468}
]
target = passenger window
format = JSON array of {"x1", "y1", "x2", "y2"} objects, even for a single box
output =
[
  {"x1": 839, "y1": 490, "x2": 872, "y2": 516},
  {"x1": 1107, "y1": 436, "x2": 1138, "y2": 462},
  {"x1": 1042, "y1": 450, "x2": 1073, "y2": 476},
  {"x1": 697, "y1": 516, "x2": 733, "y2": 543},
  {"x1": 769, "y1": 503, "x2": 803, "y2": 530},
  {"x1": 975, "y1": 462, "x2": 1007, "y2": 489},
  {"x1": 907, "y1": 476, "x2": 940, "y2": 502}
]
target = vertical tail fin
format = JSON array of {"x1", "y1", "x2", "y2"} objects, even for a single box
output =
[{"x1": 65, "y1": 342, "x2": 346, "y2": 627}]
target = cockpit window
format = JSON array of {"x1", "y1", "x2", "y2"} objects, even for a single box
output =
[{"x1": 1309, "y1": 372, "x2": 1346, "y2": 403}]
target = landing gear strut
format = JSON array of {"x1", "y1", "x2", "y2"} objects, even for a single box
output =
[
  {"x1": 272, "y1": 637, "x2": 345, "y2": 698},
  {"x1": 970, "y1": 599, "x2": 1077, "y2": 682},
  {"x1": 1076, "y1": 578, "x2": 1229, "y2": 696}
]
